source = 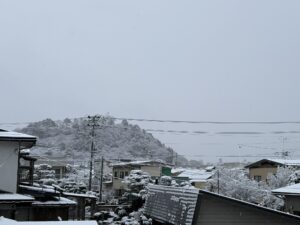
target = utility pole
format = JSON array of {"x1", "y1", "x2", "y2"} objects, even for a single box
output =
[
  {"x1": 99, "y1": 156, "x2": 104, "y2": 202},
  {"x1": 217, "y1": 169, "x2": 220, "y2": 194},
  {"x1": 87, "y1": 115, "x2": 102, "y2": 191}
]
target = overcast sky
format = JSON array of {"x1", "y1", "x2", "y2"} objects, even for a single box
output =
[{"x1": 1, "y1": 0, "x2": 300, "y2": 162}]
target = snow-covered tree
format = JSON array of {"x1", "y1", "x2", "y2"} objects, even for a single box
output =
[
  {"x1": 123, "y1": 170, "x2": 152, "y2": 199},
  {"x1": 267, "y1": 166, "x2": 295, "y2": 189},
  {"x1": 34, "y1": 164, "x2": 57, "y2": 185},
  {"x1": 207, "y1": 168, "x2": 284, "y2": 210}
]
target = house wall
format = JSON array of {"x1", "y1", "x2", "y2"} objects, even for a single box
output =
[
  {"x1": 0, "y1": 141, "x2": 19, "y2": 193},
  {"x1": 285, "y1": 195, "x2": 300, "y2": 215},
  {"x1": 140, "y1": 165, "x2": 161, "y2": 177},
  {"x1": 112, "y1": 167, "x2": 133, "y2": 191},
  {"x1": 249, "y1": 166, "x2": 277, "y2": 182},
  {"x1": 192, "y1": 181, "x2": 207, "y2": 190},
  {"x1": 30, "y1": 206, "x2": 70, "y2": 221},
  {"x1": 0, "y1": 203, "x2": 31, "y2": 221},
  {"x1": 112, "y1": 178, "x2": 127, "y2": 191},
  {"x1": 194, "y1": 193, "x2": 300, "y2": 225}
]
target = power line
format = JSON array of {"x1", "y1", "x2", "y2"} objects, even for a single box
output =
[
  {"x1": 113, "y1": 117, "x2": 300, "y2": 125},
  {"x1": 4, "y1": 116, "x2": 300, "y2": 126}
]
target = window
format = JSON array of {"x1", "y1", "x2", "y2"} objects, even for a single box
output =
[
  {"x1": 120, "y1": 171, "x2": 125, "y2": 179},
  {"x1": 114, "y1": 171, "x2": 118, "y2": 178},
  {"x1": 125, "y1": 171, "x2": 129, "y2": 177},
  {"x1": 254, "y1": 175, "x2": 262, "y2": 182}
]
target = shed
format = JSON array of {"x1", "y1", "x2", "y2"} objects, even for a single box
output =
[{"x1": 273, "y1": 183, "x2": 300, "y2": 215}]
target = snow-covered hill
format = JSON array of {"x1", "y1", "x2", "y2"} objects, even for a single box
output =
[{"x1": 17, "y1": 117, "x2": 183, "y2": 164}]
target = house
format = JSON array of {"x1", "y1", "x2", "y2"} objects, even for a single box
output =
[
  {"x1": 0, "y1": 129, "x2": 37, "y2": 220},
  {"x1": 144, "y1": 184, "x2": 300, "y2": 225},
  {"x1": 0, "y1": 129, "x2": 86, "y2": 222},
  {"x1": 111, "y1": 160, "x2": 171, "y2": 195},
  {"x1": 0, "y1": 129, "x2": 36, "y2": 193},
  {"x1": 245, "y1": 158, "x2": 300, "y2": 182},
  {"x1": 18, "y1": 184, "x2": 77, "y2": 221},
  {"x1": 272, "y1": 183, "x2": 300, "y2": 216},
  {"x1": 172, "y1": 168, "x2": 214, "y2": 189}
]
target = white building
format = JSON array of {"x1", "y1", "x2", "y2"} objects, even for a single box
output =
[{"x1": 0, "y1": 129, "x2": 36, "y2": 193}]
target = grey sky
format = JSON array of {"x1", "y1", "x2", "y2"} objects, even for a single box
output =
[{"x1": 1, "y1": 0, "x2": 300, "y2": 162}]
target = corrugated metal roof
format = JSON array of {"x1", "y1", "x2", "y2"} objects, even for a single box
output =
[{"x1": 144, "y1": 184, "x2": 199, "y2": 225}]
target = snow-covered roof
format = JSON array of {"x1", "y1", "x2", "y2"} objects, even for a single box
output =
[
  {"x1": 268, "y1": 159, "x2": 300, "y2": 166},
  {"x1": 272, "y1": 183, "x2": 300, "y2": 195},
  {"x1": 63, "y1": 192, "x2": 97, "y2": 199},
  {"x1": 111, "y1": 159, "x2": 168, "y2": 167},
  {"x1": 245, "y1": 158, "x2": 300, "y2": 168},
  {"x1": 0, "y1": 130, "x2": 36, "y2": 148},
  {"x1": 175, "y1": 168, "x2": 214, "y2": 182},
  {"x1": 19, "y1": 185, "x2": 61, "y2": 194},
  {"x1": 0, "y1": 193, "x2": 34, "y2": 202},
  {"x1": 32, "y1": 197, "x2": 77, "y2": 206},
  {"x1": 0, "y1": 130, "x2": 36, "y2": 141},
  {"x1": 0, "y1": 216, "x2": 97, "y2": 224}
]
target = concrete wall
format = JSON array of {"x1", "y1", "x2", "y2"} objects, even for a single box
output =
[
  {"x1": 0, "y1": 141, "x2": 19, "y2": 193},
  {"x1": 249, "y1": 167, "x2": 277, "y2": 182}
]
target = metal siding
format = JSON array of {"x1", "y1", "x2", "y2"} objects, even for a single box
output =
[{"x1": 195, "y1": 193, "x2": 300, "y2": 225}]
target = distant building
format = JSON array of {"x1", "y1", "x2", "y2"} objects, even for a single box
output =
[
  {"x1": 172, "y1": 168, "x2": 214, "y2": 189},
  {"x1": 245, "y1": 159, "x2": 300, "y2": 182},
  {"x1": 111, "y1": 160, "x2": 171, "y2": 195},
  {"x1": 272, "y1": 183, "x2": 300, "y2": 216}
]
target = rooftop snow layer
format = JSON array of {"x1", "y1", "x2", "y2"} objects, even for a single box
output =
[
  {"x1": 175, "y1": 168, "x2": 214, "y2": 181},
  {"x1": 32, "y1": 197, "x2": 77, "y2": 206},
  {"x1": 0, "y1": 193, "x2": 34, "y2": 201},
  {"x1": 0, "y1": 130, "x2": 36, "y2": 140},
  {"x1": 19, "y1": 185, "x2": 60, "y2": 194},
  {"x1": 246, "y1": 158, "x2": 300, "y2": 168},
  {"x1": 111, "y1": 159, "x2": 167, "y2": 167},
  {"x1": 272, "y1": 183, "x2": 300, "y2": 195},
  {"x1": 267, "y1": 159, "x2": 300, "y2": 166}
]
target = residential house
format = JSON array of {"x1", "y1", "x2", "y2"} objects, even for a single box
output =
[
  {"x1": 0, "y1": 129, "x2": 37, "y2": 220},
  {"x1": 172, "y1": 168, "x2": 214, "y2": 189},
  {"x1": 0, "y1": 129, "x2": 85, "y2": 221},
  {"x1": 144, "y1": 184, "x2": 300, "y2": 225},
  {"x1": 272, "y1": 183, "x2": 300, "y2": 216},
  {"x1": 245, "y1": 158, "x2": 300, "y2": 182},
  {"x1": 111, "y1": 160, "x2": 171, "y2": 195},
  {"x1": 0, "y1": 129, "x2": 36, "y2": 193}
]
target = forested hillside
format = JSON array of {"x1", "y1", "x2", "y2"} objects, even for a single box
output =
[{"x1": 17, "y1": 117, "x2": 187, "y2": 164}]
